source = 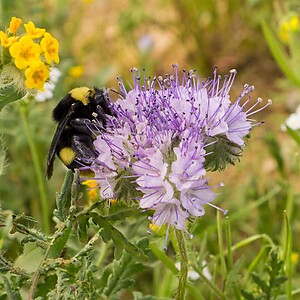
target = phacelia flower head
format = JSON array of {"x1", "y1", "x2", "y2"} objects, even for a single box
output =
[{"x1": 84, "y1": 65, "x2": 270, "y2": 236}]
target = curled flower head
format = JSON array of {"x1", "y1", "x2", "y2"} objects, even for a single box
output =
[
  {"x1": 25, "y1": 60, "x2": 50, "y2": 90},
  {"x1": 9, "y1": 35, "x2": 41, "y2": 69},
  {"x1": 40, "y1": 32, "x2": 59, "y2": 64},
  {"x1": 8, "y1": 17, "x2": 22, "y2": 34},
  {"x1": 24, "y1": 21, "x2": 45, "y2": 39},
  {"x1": 82, "y1": 65, "x2": 270, "y2": 234}
]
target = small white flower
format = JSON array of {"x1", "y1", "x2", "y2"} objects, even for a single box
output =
[
  {"x1": 284, "y1": 105, "x2": 300, "y2": 130},
  {"x1": 35, "y1": 67, "x2": 61, "y2": 102},
  {"x1": 175, "y1": 260, "x2": 212, "y2": 281}
]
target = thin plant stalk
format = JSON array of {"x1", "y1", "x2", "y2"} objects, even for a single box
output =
[
  {"x1": 217, "y1": 211, "x2": 227, "y2": 280},
  {"x1": 20, "y1": 103, "x2": 50, "y2": 234},
  {"x1": 225, "y1": 217, "x2": 240, "y2": 299},
  {"x1": 175, "y1": 229, "x2": 188, "y2": 300},
  {"x1": 225, "y1": 217, "x2": 233, "y2": 272},
  {"x1": 283, "y1": 210, "x2": 292, "y2": 300}
]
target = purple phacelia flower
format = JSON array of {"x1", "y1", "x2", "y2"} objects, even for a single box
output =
[{"x1": 84, "y1": 65, "x2": 270, "y2": 236}]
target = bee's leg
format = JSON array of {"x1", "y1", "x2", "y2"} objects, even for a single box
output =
[
  {"x1": 70, "y1": 118, "x2": 99, "y2": 134},
  {"x1": 71, "y1": 133, "x2": 97, "y2": 167}
]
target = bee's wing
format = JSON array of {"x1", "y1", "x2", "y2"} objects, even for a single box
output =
[{"x1": 46, "y1": 106, "x2": 76, "y2": 179}]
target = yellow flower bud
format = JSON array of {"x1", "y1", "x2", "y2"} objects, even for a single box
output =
[{"x1": 8, "y1": 17, "x2": 22, "y2": 34}]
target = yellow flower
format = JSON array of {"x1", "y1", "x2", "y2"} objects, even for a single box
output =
[
  {"x1": 291, "y1": 252, "x2": 299, "y2": 265},
  {"x1": 24, "y1": 21, "x2": 45, "y2": 39},
  {"x1": 68, "y1": 65, "x2": 84, "y2": 78},
  {"x1": 0, "y1": 31, "x2": 18, "y2": 47},
  {"x1": 278, "y1": 15, "x2": 300, "y2": 43},
  {"x1": 82, "y1": 180, "x2": 99, "y2": 201},
  {"x1": 109, "y1": 198, "x2": 117, "y2": 205},
  {"x1": 25, "y1": 60, "x2": 50, "y2": 90},
  {"x1": 8, "y1": 17, "x2": 22, "y2": 33},
  {"x1": 290, "y1": 16, "x2": 300, "y2": 32},
  {"x1": 9, "y1": 35, "x2": 41, "y2": 69},
  {"x1": 149, "y1": 222, "x2": 160, "y2": 232},
  {"x1": 40, "y1": 32, "x2": 59, "y2": 64}
]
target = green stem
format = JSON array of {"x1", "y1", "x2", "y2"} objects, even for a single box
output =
[
  {"x1": 175, "y1": 229, "x2": 188, "y2": 300},
  {"x1": 28, "y1": 221, "x2": 67, "y2": 299},
  {"x1": 225, "y1": 217, "x2": 232, "y2": 272},
  {"x1": 217, "y1": 211, "x2": 227, "y2": 278},
  {"x1": 283, "y1": 210, "x2": 292, "y2": 300},
  {"x1": 20, "y1": 103, "x2": 50, "y2": 234}
]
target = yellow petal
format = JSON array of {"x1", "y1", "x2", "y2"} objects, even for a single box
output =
[{"x1": 8, "y1": 17, "x2": 22, "y2": 33}]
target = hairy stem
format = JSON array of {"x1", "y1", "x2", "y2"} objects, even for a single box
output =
[{"x1": 175, "y1": 229, "x2": 188, "y2": 300}]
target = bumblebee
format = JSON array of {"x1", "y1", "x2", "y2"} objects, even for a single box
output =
[{"x1": 46, "y1": 87, "x2": 114, "y2": 179}]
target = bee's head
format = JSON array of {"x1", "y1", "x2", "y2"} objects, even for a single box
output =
[{"x1": 93, "y1": 87, "x2": 114, "y2": 116}]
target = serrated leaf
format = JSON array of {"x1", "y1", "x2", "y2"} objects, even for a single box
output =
[
  {"x1": 0, "y1": 85, "x2": 25, "y2": 112},
  {"x1": 107, "y1": 209, "x2": 135, "y2": 222},
  {"x1": 93, "y1": 215, "x2": 148, "y2": 263},
  {"x1": 54, "y1": 170, "x2": 73, "y2": 221},
  {"x1": 274, "y1": 276, "x2": 287, "y2": 286},
  {"x1": 240, "y1": 289, "x2": 255, "y2": 300},
  {"x1": 101, "y1": 238, "x2": 149, "y2": 298},
  {"x1": 77, "y1": 214, "x2": 89, "y2": 243},
  {"x1": 252, "y1": 273, "x2": 269, "y2": 293},
  {"x1": 133, "y1": 292, "x2": 157, "y2": 300}
]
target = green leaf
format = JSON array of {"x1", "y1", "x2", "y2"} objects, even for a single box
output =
[
  {"x1": 149, "y1": 243, "x2": 179, "y2": 275},
  {"x1": 261, "y1": 20, "x2": 300, "y2": 87},
  {"x1": 286, "y1": 126, "x2": 300, "y2": 146},
  {"x1": 93, "y1": 215, "x2": 148, "y2": 263},
  {"x1": 77, "y1": 214, "x2": 89, "y2": 243},
  {"x1": 107, "y1": 209, "x2": 135, "y2": 222},
  {"x1": 240, "y1": 289, "x2": 255, "y2": 300},
  {"x1": 47, "y1": 224, "x2": 72, "y2": 259},
  {"x1": 0, "y1": 85, "x2": 25, "y2": 112},
  {"x1": 133, "y1": 292, "x2": 157, "y2": 300},
  {"x1": 54, "y1": 170, "x2": 73, "y2": 221},
  {"x1": 14, "y1": 243, "x2": 44, "y2": 273},
  {"x1": 103, "y1": 238, "x2": 149, "y2": 298},
  {"x1": 252, "y1": 273, "x2": 269, "y2": 293}
]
